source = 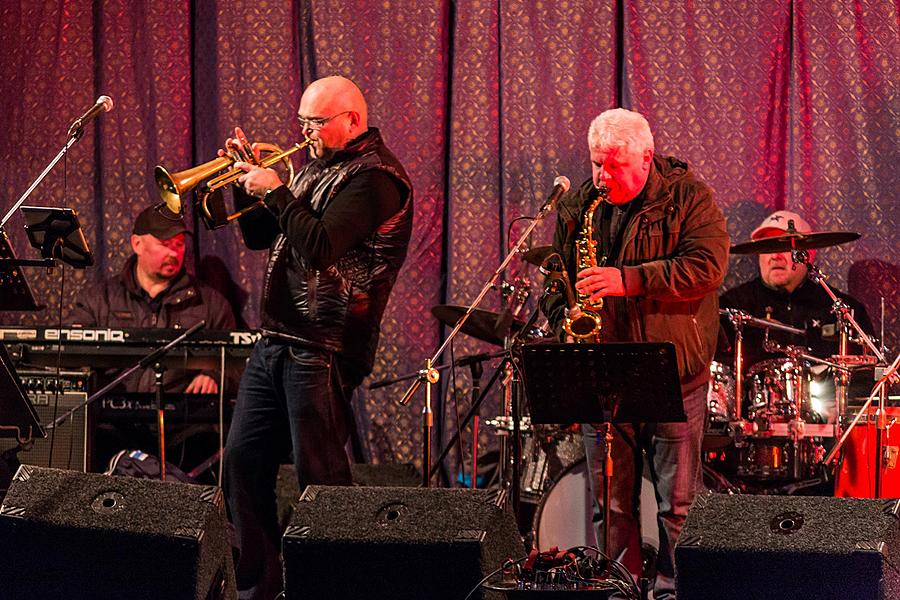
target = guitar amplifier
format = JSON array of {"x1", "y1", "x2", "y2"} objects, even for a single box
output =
[{"x1": 0, "y1": 369, "x2": 91, "y2": 471}]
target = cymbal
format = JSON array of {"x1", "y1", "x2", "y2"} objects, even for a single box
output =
[
  {"x1": 730, "y1": 231, "x2": 860, "y2": 255},
  {"x1": 521, "y1": 246, "x2": 554, "y2": 267},
  {"x1": 431, "y1": 304, "x2": 525, "y2": 346}
]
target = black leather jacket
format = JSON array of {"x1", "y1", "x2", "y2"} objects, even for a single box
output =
[{"x1": 238, "y1": 128, "x2": 413, "y2": 378}]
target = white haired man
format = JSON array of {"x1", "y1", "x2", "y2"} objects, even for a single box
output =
[{"x1": 541, "y1": 107, "x2": 729, "y2": 598}]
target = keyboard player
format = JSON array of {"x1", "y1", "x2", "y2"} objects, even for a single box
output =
[{"x1": 71, "y1": 203, "x2": 236, "y2": 393}]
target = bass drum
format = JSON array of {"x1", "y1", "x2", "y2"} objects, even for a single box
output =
[{"x1": 532, "y1": 458, "x2": 658, "y2": 554}]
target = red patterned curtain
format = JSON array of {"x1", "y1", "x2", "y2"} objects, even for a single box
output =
[{"x1": 1, "y1": 0, "x2": 897, "y2": 473}]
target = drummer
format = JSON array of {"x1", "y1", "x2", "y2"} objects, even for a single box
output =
[{"x1": 718, "y1": 209, "x2": 874, "y2": 374}]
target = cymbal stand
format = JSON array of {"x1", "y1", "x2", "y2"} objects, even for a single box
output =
[
  {"x1": 793, "y1": 250, "x2": 898, "y2": 497},
  {"x1": 399, "y1": 199, "x2": 557, "y2": 489},
  {"x1": 721, "y1": 309, "x2": 751, "y2": 444}
]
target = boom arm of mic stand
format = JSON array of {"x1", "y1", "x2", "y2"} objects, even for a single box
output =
[
  {"x1": 398, "y1": 203, "x2": 554, "y2": 407},
  {"x1": 0, "y1": 135, "x2": 82, "y2": 231},
  {"x1": 46, "y1": 320, "x2": 207, "y2": 429},
  {"x1": 369, "y1": 352, "x2": 505, "y2": 390}
]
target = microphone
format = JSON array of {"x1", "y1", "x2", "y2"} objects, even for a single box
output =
[
  {"x1": 539, "y1": 175, "x2": 571, "y2": 213},
  {"x1": 67, "y1": 95, "x2": 114, "y2": 138}
]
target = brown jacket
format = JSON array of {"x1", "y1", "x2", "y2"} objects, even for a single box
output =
[{"x1": 542, "y1": 155, "x2": 730, "y2": 392}]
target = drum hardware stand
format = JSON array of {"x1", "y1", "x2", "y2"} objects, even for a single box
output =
[
  {"x1": 398, "y1": 197, "x2": 557, "y2": 491},
  {"x1": 789, "y1": 248, "x2": 899, "y2": 497},
  {"x1": 722, "y1": 308, "x2": 808, "y2": 444},
  {"x1": 469, "y1": 359, "x2": 483, "y2": 488}
]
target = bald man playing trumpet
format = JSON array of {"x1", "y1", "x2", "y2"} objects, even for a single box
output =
[{"x1": 221, "y1": 76, "x2": 414, "y2": 599}]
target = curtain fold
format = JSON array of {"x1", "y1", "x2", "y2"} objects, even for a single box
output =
[{"x1": 0, "y1": 1, "x2": 896, "y2": 466}]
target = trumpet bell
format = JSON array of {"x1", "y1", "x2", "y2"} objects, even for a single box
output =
[
  {"x1": 154, "y1": 165, "x2": 184, "y2": 214},
  {"x1": 154, "y1": 155, "x2": 233, "y2": 215}
]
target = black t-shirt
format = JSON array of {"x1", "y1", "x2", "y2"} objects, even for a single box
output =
[{"x1": 590, "y1": 193, "x2": 644, "y2": 342}]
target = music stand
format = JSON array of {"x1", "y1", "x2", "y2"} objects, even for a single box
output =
[
  {"x1": 0, "y1": 343, "x2": 44, "y2": 443},
  {"x1": 521, "y1": 342, "x2": 685, "y2": 424},
  {"x1": 520, "y1": 342, "x2": 685, "y2": 569},
  {"x1": 0, "y1": 228, "x2": 40, "y2": 310},
  {"x1": 20, "y1": 206, "x2": 94, "y2": 269}
]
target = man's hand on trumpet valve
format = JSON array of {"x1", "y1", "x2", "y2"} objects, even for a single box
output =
[
  {"x1": 218, "y1": 126, "x2": 285, "y2": 199},
  {"x1": 575, "y1": 266, "x2": 625, "y2": 303},
  {"x1": 233, "y1": 162, "x2": 284, "y2": 199}
]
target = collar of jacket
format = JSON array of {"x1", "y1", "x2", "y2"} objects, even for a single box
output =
[
  {"x1": 321, "y1": 128, "x2": 383, "y2": 166},
  {"x1": 634, "y1": 154, "x2": 690, "y2": 217},
  {"x1": 121, "y1": 254, "x2": 198, "y2": 306}
]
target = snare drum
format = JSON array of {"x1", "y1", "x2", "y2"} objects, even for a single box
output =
[
  {"x1": 520, "y1": 425, "x2": 584, "y2": 502},
  {"x1": 738, "y1": 359, "x2": 824, "y2": 481},
  {"x1": 707, "y1": 360, "x2": 736, "y2": 423}
]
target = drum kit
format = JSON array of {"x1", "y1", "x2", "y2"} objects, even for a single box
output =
[
  {"x1": 706, "y1": 226, "x2": 898, "y2": 497},
  {"x1": 387, "y1": 217, "x2": 898, "y2": 558}
]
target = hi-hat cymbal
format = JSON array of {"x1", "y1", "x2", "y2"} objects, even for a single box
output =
[
  {"x1": 431, "y1": 304, "x2": 525, "y2": 347},
  {"x1": 730, "y1": 231, "x2": 860, "y2": 255},
  {"x1": 521, "y1": 246, "x2": 554, "y2": 267}
]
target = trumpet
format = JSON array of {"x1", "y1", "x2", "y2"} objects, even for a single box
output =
[{"x1": 154, "y1": 135, "x2": 314, "y2": 229}]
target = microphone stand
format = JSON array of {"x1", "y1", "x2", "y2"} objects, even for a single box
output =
[
  {"x1": 1, "y1": 125, "x2": 87, "y2": 231},
  {"x1": 399, "y1": 199, "x2": 557, "y2": 488}
]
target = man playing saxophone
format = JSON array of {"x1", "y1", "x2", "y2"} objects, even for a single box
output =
[{"x1": 541, "y1": 108, "x2": 729, "y2": 599}]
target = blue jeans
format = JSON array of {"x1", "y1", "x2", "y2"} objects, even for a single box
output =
[
  {"x1": 582, "y1": 383, "x2": 707, "y2": 600},
  {"x1": 224, "y1": 339, "x2": 354, "y2": 600}
]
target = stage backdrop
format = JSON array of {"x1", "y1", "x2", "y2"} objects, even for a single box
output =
[{"x1": 1, "y1": 1, "x2": 897, "y2": 477}]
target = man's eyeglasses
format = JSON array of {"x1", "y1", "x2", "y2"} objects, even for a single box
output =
[{"x1": 296, "y1": 110, "x2": 351, "y2": 131}]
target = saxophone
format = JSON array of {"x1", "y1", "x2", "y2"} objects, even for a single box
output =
[{"x1": 562, "y1": 185, "x2": 607, "y2": 342}]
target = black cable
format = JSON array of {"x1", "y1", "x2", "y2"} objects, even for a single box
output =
[{"x1": 463, "y1": 555, "x2": 528, "y2": 600}]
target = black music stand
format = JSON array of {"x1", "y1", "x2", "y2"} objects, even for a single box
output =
[
  {"x1": 0, "y1": 228, "x2": 41, "y2": 310},
  {"x1": 520, "y1": 342, "x2": 685, "y2": 569},
  {"x1": 21, "y1": 206, "x2": 94, "y2": 269},
  {"x1": 0, "y1": 343, "x2": 44, "y2": 443}
]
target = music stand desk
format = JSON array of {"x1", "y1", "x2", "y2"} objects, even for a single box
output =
[
  {"x1": 521, "y1": 342, "x2": 685, "y2": 425},
  {"x1": 21, "y1": 206, "x2": 93, "y2": 269}
]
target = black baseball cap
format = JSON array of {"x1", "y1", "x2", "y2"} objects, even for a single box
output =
[{"x1": 132, "y1": 204, "x2": 191, "y2": 240}]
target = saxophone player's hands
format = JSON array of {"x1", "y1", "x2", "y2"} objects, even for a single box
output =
[{"x1": 576, "y1": 266, "x2": 625, "y2": 303}]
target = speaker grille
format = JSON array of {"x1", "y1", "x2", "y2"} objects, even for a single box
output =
[
  {"x1": 282, "y1": 486, "x2": 524, "y2": 600},
  {"x1": 675, "y1": 491, "x2": 900, "y2": 600},
  {"x1": 0, "y1": 466, "x2": 235, "y2": 600},
  {"x1": 0, "y1": 391, "x2": 89, "y2": 471}
]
